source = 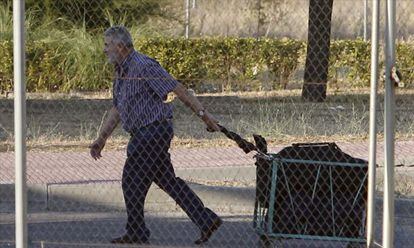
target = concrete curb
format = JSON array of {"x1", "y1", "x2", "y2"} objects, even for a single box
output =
[
  {"x1": 0, "y1": 167, "x2": 256, "y2": 213},
  {"x1": 0, "y1": 183, "x2": 256, "y2": 213},
  {"x1": 1, "y1": 166, "x2": 413, "y2": 214}
]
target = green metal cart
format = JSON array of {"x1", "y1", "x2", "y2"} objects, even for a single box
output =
[{"x1": 253, "y1": 143, "x2": 368, "y2": 247}]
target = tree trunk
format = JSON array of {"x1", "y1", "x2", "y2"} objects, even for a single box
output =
[{"x1": 302, "y1": 0, "x2": 334, "y2": 102}]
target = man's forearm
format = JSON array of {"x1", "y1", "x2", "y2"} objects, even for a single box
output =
[
  {"x1": 173, "y1": 83, "x2": 204, "y2": 113},
  {"x1": 98, "y1": 107, "x2": 120, "y2": 141}
]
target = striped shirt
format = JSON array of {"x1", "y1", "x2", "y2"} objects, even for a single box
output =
[{"x1": 113, "y1": 50, "x2": 177, "y2": 133}]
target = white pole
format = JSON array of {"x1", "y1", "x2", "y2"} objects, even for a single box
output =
[
  {"x1": 366, "y1": 0, "x2": 379, "y2": 246},
  {"x1": 185, "y1": 0, "x2": 190, "y2": 38},
  {"x1": 364, "y1": 0, "x2": 368, "y2": 40},
  {"x1": 13, "y1": 0, "x2": 28, "y2": 247},
  {"x1": 383, "y1": 0, "x2": 396, "y2": 247}
]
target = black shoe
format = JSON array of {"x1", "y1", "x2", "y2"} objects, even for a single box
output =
[
  {"x1": 194, "y1": 218, "x2": 223, "y2": 245},
  {"x1": 110, "y1": 234, "x2": 149, "y2": 244}
]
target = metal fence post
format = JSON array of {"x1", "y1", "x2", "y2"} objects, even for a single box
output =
[
  {"x1": 364, "y1": 0, "x2": 368, "y2": 40},
  {"x1": 13, "y1": 0, "x2": 28, "y2": 247},
  {"x1": 383, "y1": 0, "x2": 396, "y2": 247},
  {"x1": 185, "y1": 0, "x2": 190, "y2": 38},
  {"x1": 257, "y1": 0, "x2": 262, "y2": 38},
  {"x1": 366, "y1": 0, "x2": 379, "y2": 246}
]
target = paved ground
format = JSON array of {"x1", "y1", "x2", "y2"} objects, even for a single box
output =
[
  {"x1": 1, "y1": 141, "x2": 414, "y2": 184},
  {"x1": 1, "y1": 141, "x2": 414, "y2": 247},
  {"x1": 1, "y1": 199, "x2": 414, "y2": 248}
]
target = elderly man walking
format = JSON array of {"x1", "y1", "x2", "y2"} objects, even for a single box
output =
[{"x1": 89, "y1": 26, "x2": 222, "y2": 245}]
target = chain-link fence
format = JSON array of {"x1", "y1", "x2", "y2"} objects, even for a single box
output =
[{"x1": 1, "y1": 0, "x2": 414, "y2": 247}]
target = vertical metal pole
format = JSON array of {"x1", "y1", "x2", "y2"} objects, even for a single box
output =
[
  {"x1": 364, "y1": 0, "x2": 368, "y2": 40},
  {"x1": 383, "y1": 0, "x2": 396, "y2": 247},
  {"x1": 185, "y1": 0, "x2": 190, "y2": 38},
  {"x1": 13, "y1": 0, "x2": 27, "y2": 247},
  {"x1": 366, "y1": 0, "x2": 379, "y2": 246},
  {"x1": 257, "y1": 0, "x2": 262, "y2": 37}
]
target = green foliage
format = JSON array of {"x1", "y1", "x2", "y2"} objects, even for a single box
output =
[
  {"x1": 397, "y1": 42, "x2": 414, "y2": 86},
  {"x1": 19, "y1": 0, "x2": 168, "y2": 31},
  {"x1": 3, "y1": 35, "x2": 414, "y2": 93},
  {"x1": 259, "y1": 38, "x2": 304, "y2": 89},
  {"x1": 0, "y1": 40, "x2": 12, "y2": 92},
  {"x1": 329, "y1": 39, "x2": 414, "y2": 88},
  {"x1": 24, "y1": 36, "x2": 111, "y2": 92},
  {"x1": 136, "y1": 38, "x2": 304, "y2": 91},
  {"x1": 0, "y1": 1, "x2": 12, "y2": 40},
  {"x1": 0, "y1": 28, "x2": 111, "y2": 93},
  {"x1": 329, "y1": 39, "x2": 372, "y2": 88}
]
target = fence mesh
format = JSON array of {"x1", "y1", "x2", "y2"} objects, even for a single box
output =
[{"x1": 1, "y1": 0, "x2": 414, "y2": 247}]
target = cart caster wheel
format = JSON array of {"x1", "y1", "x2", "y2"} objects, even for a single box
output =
[{"x1": 259, "y1": 235, "x2": 274, "y2": 248}]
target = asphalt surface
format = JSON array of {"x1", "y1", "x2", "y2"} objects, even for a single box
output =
[
  {"x1": 1, "y1": 141, "x2": 414, "y2": 184},
  {"x1": 1, "y1": 199, "x2": 414, "y2": 248},
  {"x1": 1, "y1": 142, "x2": 414, "y2": 247}
]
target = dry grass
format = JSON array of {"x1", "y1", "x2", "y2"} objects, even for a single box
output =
[
  {"x1": 376, "y1": 169, "x2": 414, "y2": 198},
  {"x1": 1, "y1": 90, "x2": 413, "y2": 196},
  {"x1": 4, "y1": 0, "x2": 414, "y2": 41},
  {"x1": 1, "y1": 89, "x2": 414, "y2": 153},
  {"x1": 184, "y1": 0, "x2": 414, "y2": 39}
]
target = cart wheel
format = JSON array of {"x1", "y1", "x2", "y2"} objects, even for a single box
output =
[{"x1": 259, "y1": 235, "x2": 274, "y2": 248}]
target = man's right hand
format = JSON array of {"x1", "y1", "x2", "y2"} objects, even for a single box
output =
[
  {"x1": 89, "y1": 138, "x2": 106, "y2": 160},
  {"x1": 202, "y1": 111, "x2": 221, "y2": 132}
]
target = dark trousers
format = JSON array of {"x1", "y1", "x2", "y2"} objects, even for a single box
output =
[{"x1": 122, "y1": 119, "x2": 219, "y2": 240}]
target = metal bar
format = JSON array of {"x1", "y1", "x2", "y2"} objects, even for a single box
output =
[
  {"x1": 364, "y1": 0, "x2": 368, "y2": 40},
  {"x1": 329, "y1": 166, "x2": 336, "y2": 235},
  {"x1": 265, "y1": 233, "x2": 366, "y2": 243},
  {"x1": 185, "y1": 0, "x2": 190, "y2": 38},
  {"x1": 261, "y1": 207, "x2": 267, "y2": 230},
  {"x1": 267, "y1": 159, "x2": 279, "y2": 234},
  {"x1": 383, "y1": 0, "x2": 396, "y2": 247},
  {"x1": 280, "y1": 163, "x2": 299, "y2": 233},
  {"x1": 253, "y1": 198, "x2": 259, "y2": 228},
  {"x1": 367, "y1": 0, "x2": 380, "y2": 246},
  {"x1": 13, "y1": 0, "x2": 27, "y2": 247},
  {"x1": 339, "y1": 172, "x2": 369, "y2": 237},
  {"x1": 278, "y1": 159, "x2": 367, "y2": 168},
  {"x1": 311, "y1": 165, "x2": 321, "y2": 200},
  {"x1": 257, "y1": 0, "x2": 262, "y2": 37},
  {"x1": 352, "y1": 173, "x2": 369, "y2": 210}
]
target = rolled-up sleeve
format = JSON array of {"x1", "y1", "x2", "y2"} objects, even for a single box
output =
[{"x1": 144, "y1": 63, "x2": 178, "y2": 99}]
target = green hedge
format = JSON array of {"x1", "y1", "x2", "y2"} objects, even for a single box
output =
[
  {"x1": 135, "y1": 38, "x2": 304, "y2": 91},
  {"x1": 329, "y1": 39, "x2": 371, "y2": 87},
  {"x1": 1, "y1": 38, "x2": 414, "y2": 93},
  {"x1": 0, "y1": 41, "x2": 13, "y2": 93},
  {"x1": 397, "y1": 42, "x2": 414, "y2": 85}
]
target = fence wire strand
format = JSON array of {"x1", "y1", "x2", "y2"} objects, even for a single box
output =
[{"x1": 1, "y1": 1, "x2": 414, "y2": 248}]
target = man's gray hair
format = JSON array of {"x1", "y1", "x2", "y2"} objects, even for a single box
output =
[{"x1": 104, "y1": 25, "x2": 134, "y2": 48}]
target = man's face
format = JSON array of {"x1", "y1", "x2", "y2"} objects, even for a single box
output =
[{"x1": 104, "y1": 36, "x2": 122, "y2": 64}]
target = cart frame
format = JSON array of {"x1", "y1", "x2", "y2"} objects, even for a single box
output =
[{"x1": 253, "y1": 156, "x2": 368, "y2": 244}]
